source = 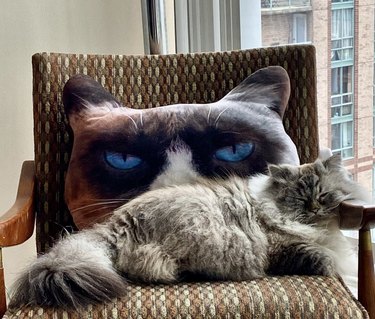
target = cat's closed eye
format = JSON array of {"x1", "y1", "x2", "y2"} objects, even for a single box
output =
[
  {"x1": 318, "y1": 191, "x2": 342, "y2": 206},
  {"x1": 318, "y1": 192, "x2": 331, "y2": 203},
  {"x1": 282, "y1": 194, "x2": 307, "y2": 209}
]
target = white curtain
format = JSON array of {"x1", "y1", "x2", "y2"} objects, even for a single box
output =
[
  {"x1": 342, "y1": 8, "x2": 353, "y2": 60},
  {"x1": 331, "y1": 8, "x2": 353, "y2": 61}
]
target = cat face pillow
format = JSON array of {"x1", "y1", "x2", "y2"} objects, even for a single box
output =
[{"x1": 63, "y1": 66, "x2": 299, "y2": 229}]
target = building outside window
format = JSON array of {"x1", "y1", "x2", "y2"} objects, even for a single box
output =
[
  {"x1": 173, "y1": 0, "x2": 374, "y2": 219},
  {"x1": 331, "y1": 1, "x2": 354, "y2": 159}
]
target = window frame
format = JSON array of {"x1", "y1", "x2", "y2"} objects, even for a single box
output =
[{"x1": 330, "y1": 0, "x2": 354, "y2": 159}]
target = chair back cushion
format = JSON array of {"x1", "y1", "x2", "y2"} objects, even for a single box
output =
[{"x1": 32, "y1": 45, "x2": 318, "y2": 252}]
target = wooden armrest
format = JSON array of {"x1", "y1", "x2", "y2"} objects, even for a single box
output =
[
  {"x1": 338, "y1": 200, "x2": 375, "y2": 318},
  {"x1": 339, "y1": 200, "x2": 375, "y2": 230},
  {"x1": 0, "y1": 160, "x2": 35, "y2": 247}
]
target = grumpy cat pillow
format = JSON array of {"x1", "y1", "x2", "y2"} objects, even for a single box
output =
[{"x1": 63, "y1": 66, "x2": 299, "y2": 229}]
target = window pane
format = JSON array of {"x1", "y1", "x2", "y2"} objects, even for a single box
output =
[
  {"x1": 332, "y1": 39, "x2": 341, "y2": 49},
  {"x1": 331, "y1": 106, "x2": 341, "y2": 117},
  {"x1": 332, "y1": 10, "x2": 342, "y2": 39},
  {"x1": 331, "y1": 7, "x2": 353, "y2": 61},
  {"x1": 342, "y1": 9, "x2": 353, "y2": 37},
  {"x1": 343, "y1": 48, "x2": 352, "y2": 60},
  {"x1": 342, "y1": 104, "x2": 352, "y2": 115},
  {"x1": 293, "y1": 14, "x2": 307, "y2": 43},
  {"x1": 343, "y1": 94, "x2": 352, "y2": 103},
  {"x1": 331, "y1": 123, "x2": 341, "y2": 150},
  {"x1": 331, "y1": 68, "x2": 341, "y2": 95},
  {"x1": 331, "y1": 121, "x2": 353, "y2": 159},
  {"x1": 332, "y1": 96, "x2": 341, "y2": 105},
  {"x1": 342, "y1": 38, "x2": 353, "y2": 47},
  {"x1": 342, "y1": 121, "x2": 353, "y2": 147},
  {"x1": 343, "y1": 148, "x2": 353, "y2": 158},
  {"x1": 342, "y1": 66, "x2": 353, "y2": 93}
]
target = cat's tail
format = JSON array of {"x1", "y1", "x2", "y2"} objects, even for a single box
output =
[{"x1": 8, "y1": 231, "x2": 127, "y2": 310}]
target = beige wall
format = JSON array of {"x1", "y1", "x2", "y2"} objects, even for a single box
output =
[{"x1": 0, "y1": 0, "x2": 144, "y2": 295}]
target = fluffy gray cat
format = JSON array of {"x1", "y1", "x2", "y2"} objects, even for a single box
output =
[{"x1": 9, "y1": 155, "x2": 369, "y2": 310}]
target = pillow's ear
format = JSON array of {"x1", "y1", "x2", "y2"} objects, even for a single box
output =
[
  {"x1": 223, "y1": 66, "x2": 290, "y2": 118},
  {"x1": 62, "y1": 75, "x2": 121, "y2": 128}
]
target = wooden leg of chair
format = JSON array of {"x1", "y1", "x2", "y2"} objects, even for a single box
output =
[
  {"x1": 0, "y1": 248, "x2": 6, "y2": 317},
  {"x1": 358, "y1": 228, "x2": 375, "y2": 318}
]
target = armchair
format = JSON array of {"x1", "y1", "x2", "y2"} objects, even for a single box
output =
[{"x1": 1, "y1": 45, "x2": 374, "y2": 318}]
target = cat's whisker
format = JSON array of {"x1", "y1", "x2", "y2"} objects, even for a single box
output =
[
  {"x1": 71, "y1": 93, "x2": 92, "y2": 110},
  {"x1": 214, "y1": 107, "x2": 230, "y2": 128},
  {"x1": 79, "y1": 205, "x2": 119, "y2": 217},
  {"x1": 207, "y1": 105, "x2": 212, "y2": 125},
  {"x1": 118, "y1": 107, "x2": 139, "y2": 132},
  {"x1": 76, "y1": 205, "x2": 123, "y2": 220},
  {"x1": 71, "y1": 93, "x2": 118, "y2": 113},
  {"x1": 91, "y1": 212, "x2": 113, "y2": 223},
  {"x1": 82, "y1": 198, "x2": 130, "y2": 203},
  {"x1": 104, "y1": 102, "x2": 115, "y2": 111},
  {"x1": 124, "y1": 114, "x2": 139, "y2": 132},
  {"x1": 70, "y1": 201, "x2": 127, "y2": 213},
  {"x1": 138, "y1": 111, "x2": 144, "y2": 128}
]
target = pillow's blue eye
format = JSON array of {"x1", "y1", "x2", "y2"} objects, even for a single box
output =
[
  {"x1": 214, "y1": 143, "x2": 254, "y2": 162},
  {"x1": 104, "y1": 151, "x2": 142, "y2": 170}
]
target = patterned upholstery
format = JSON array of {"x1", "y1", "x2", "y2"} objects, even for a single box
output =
[
  {"x1": 5, "y1": 45, "x2": 368, "y2": 317},
  {"x1": 32, "y1": 45, "x2": 319, "y2": 252},
  {"x1": 5, "y1": 277, "x2": 367, "y2": 318}
]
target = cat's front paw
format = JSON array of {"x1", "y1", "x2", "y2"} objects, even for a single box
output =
[
  {"x1": 303, "y1": 253, "x2": 335, "y2": 276},
  {"x1": 269, "y1": 243, "x2": 336, "y2": 277}
]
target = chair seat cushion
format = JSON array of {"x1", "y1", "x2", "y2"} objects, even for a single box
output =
[{"x1": 5, "y1": 276, "x2": 368, "y2": 318}]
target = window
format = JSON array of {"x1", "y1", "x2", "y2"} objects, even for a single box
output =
[
  {"x1": 373, "y1": 8, "x2": 375, "y2": 147},
  {"x1": 373, "y1": 64, "x2": 375, "y2": 147},
  {"x1": 174, "y1": 0, "x2": 260, "y2": 53},
  {"x1": 293, "y1": 14, "x2": 307, "y2": 43},
  {"x1": 331, "y1": 65, "x2": 353, "y2": 118},
  {"x1": 331, "y1": 8, "x2": 354, "y2": 62},
  {"x1": 331, "y1": 1, "x2": 354, "y2": 159},
  {"x1": 331, "y1": 121, "x2": 353, "y2": 158}
]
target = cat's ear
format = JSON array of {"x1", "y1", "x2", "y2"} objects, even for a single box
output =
[
  {"x1": 268, "y1": 164, "x2": 297, "y2": 182},
  {"x1": 322, "y1": 154, "x2": 343, "y2": 171},
  {"x1": 223, "y1": 66, "x2": 290, "y2": 118},
  {"x1": 63, "y1": 75, "x2": 120, "y2": 127}
]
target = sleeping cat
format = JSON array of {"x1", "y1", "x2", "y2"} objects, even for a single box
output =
[
  {"x1": 62, "y1": 66, "x2": 299, "y2": 229},
  {"x1": 9, "y1": 155, "x2": 370, "y2": 310}
]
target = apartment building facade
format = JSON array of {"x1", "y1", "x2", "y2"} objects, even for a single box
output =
[{"x1": 261, "y1": 0, "x2": 375, "y2": 195}]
